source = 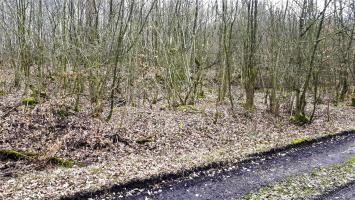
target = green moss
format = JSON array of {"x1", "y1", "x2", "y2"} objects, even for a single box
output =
[
  {"x1": 0, "y1": 90, "x2": 5, "y2": 96},
  {"x1": 346, "y1": 157, "x2": 355, "y2": 165},
  {"x1": 0, "y1": 149, "x2": 37, "y2": 161},
  {"x1": 0, "y1": 149, "x2": 81, "y2": 168},
  {"x1": 22, "y1": 97, "x2": 37, "y2": 106},
  {"x1": 290, "y1": 114, "x2": 310, "y2": 125},
  {"x1": 48, "y1": 157, "x2": 76, "y2": 168},
  {"x1": 291, "y1": 138, "x2": 308, "y2": 145},
  {"x1": 56, "y1": 106, "x2": 72, "y2": 119},
  {"x1": 351, "y1": 94, "x2": 355, "y2": 107},
  {"x1": 57, "y1": 109, "x2": 69, "y2": 118},
  {"x1": 197, "y1": 91, "x2": 206, "y2": 100}
]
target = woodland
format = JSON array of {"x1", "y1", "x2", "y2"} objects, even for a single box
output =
[
  {"x1": 0, "y1": 0, "x2": 353, "y2": 117},
  {"x1": 0, "y1": 0, "x2": 354, "y2": 199}
]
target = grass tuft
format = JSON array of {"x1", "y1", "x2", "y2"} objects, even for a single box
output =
[
  {"x1": 346, "y1": 157, "x2": 355, "y2": 165},
  {"x1": 22, "y1": 97, "x2": 37, "y2": 106}
]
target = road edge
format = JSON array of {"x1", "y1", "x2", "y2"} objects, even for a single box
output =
[
  {"x1": 61, "y1": 129, "x2": 355, "y2": 200},
  {"x1": 314, "y1": 180, "x2": 355, "y2": 200}
]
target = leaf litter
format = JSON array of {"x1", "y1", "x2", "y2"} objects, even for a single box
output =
[{"x1": 0, "y1": 91, "x2": 354, "y2": 199}]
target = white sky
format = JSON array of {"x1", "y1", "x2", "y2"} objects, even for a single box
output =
[{"x1": 203, "y1": 0, "x2": 333, "y2": 11}]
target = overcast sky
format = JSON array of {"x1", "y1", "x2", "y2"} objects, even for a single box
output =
[{"x1": 202, "y1": 0, "x2": 333, "y2": 11}]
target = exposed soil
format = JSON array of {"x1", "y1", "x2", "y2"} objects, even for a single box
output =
[{"x1": 90, "y1": 131, "x2": 355, "y2": 200}]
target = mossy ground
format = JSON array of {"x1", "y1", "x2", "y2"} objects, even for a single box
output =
[
  {"x1": 290, "y1": 114, "x2": 310, "y2": 125},
  {"x1": 291, "y1": 138, "x2": 308, "y2": 145},
  {"x1": 0, "y1": 149, "x2": 38, "y2": 160},
  {"x1": 0, "y1": 149, "x2": 79, "y2": 168},
  {"x1": 347, "y1": 157, "x2": 355, "y2": 164},
  {"x1": 48, "y1": 157, "x2": 76, "y2": 168},
  {"x1": 55, "y1": 105, "x2": 73, "y2": 119}
]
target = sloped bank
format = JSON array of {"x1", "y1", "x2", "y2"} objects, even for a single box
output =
[
  {"x1": 62, "y1": 130, "x2": 355, "y2": 200},
  {"x1": 1, "y1": 94, "x2": 355, "y2": 200}
]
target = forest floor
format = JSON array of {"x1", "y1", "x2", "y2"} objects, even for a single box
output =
[{"x1": 0, "y1": 89, "x2": 354, "y2": 199}]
